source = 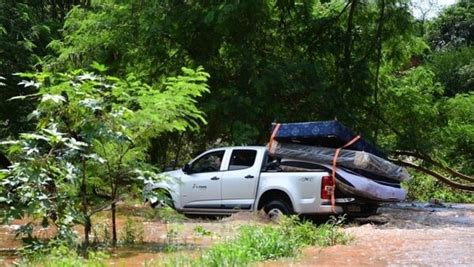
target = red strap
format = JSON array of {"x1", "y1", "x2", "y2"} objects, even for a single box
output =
[
  {"x1": 331, "y1": 135, "x2": 361, "y2": 213},
  {"x1": 268, "y1": 123, "x2": 281, "y2": 151}
]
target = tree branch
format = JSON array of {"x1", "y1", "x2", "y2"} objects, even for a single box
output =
[
  {"x1": 307, "y1": 1, "x2": 351, "y2": 51},
  {"x1": 88, "y1": 197, "x2": 122, "y2": 216},
  {"x1": 394, "y1": 150, "x2": 474, "y2": 183},
  {"x1": 394, "y1": 160, "x2": 474, "y2": 191},
  {"x1": 344, "y1": 0, "x2": 358, "y2": 83}
]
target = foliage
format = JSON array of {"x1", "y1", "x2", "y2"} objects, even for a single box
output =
[
  {"x1": 426, "y1": 46, "x2": 474, "y2": 96},
  {"x1": 194, "y1": 225, "x2": 212, "y2": 237},
  {"x1": 0, "y1": 0, "x2": 472, "y2": 236},
  {"x1": 379, "y1": 66, "x2": 443, "y2": 152},
  {"x1": 47, "y1": 0, "x2": 420, "y2": 149},
  {"x1": 426, "y1": 0, "x2": 473, "y2": 51},
  {"x1": 119, "y1": 217, "x2": 144, "y2": 245},
  {"x1": 162, "y1": 215, "x2": 352, "y2": 267},
  {"x1": 436, "y1": 92, "x2": 474, "y2": 173},
  {"x1": 17, "y1": 244, "x2": 108, "y2": 267},
  {"x1": 404, "y1": 173, "x2": 474, "y2": 203},
  {"x1": 0, "y1": 65, "x2": 209, "y2": 250},
  {"x1": 156, "y1": 206, "x2": 187, "y2": 223},
  {"x1": 163, "y1": 223, "x2": 186, "y2": 253},
  {"x1": 92, "y1": 221, "x2": 111, "y2": 246},
  {"x1": 0, "y1": 0, "x2": 89, "y2": 139}
]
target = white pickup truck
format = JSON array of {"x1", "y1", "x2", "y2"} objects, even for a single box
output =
[{"x1": 146, "y1": 146, "x2": 379, "y2": 218}]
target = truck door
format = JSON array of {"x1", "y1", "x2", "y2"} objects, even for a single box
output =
[
  {"x1": 221, "y1": 149, "x2": 260, "y2": 209},
  {"x1": 180, "y1": 150, "x2": 225, "y2": 209}
]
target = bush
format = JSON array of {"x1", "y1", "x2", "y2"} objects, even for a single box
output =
[{"x1": 119, "y1": 217, "x2": 144, "y2": 245}]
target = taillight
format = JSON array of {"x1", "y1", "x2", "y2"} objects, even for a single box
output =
[{"x1": 321, "y1": 175, "x2": 334, "y2": 200}]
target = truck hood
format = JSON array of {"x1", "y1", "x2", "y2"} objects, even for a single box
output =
[
  {"x1": 161, "y1": 169, "x2": 184, "y2": 180},
  {"x1": 144, "y1": 169, "x2": 183, "y2": 193}
]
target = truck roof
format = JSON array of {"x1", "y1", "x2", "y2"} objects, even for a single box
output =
[{"x1": 206, "y1": 146, "x2": 267, "y2": 151}]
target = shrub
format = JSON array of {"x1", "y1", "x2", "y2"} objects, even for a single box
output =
[{"x1": 119, "y1": 217, "x2": 144, "y2": 245}]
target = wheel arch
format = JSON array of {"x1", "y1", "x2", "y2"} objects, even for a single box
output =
[
  {"x1": 146, "y1": 186, "x2": 177, "y2": 208},
  {"x1": 256, "y1": 189, "x2": 294, "y2": 212}
]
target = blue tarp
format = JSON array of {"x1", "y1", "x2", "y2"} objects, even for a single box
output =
[{"x1": 272, "y1": 121, "x2": 386, "y2": 158}]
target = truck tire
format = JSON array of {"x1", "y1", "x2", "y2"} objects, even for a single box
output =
[
  {"x1": 346, "y1": 204, "x2": 379, "y2": 218},
  {"x1": 150, "y1": 189, "x2": 174, "y2": 209},
  {"x1": 263, "y1": 200, "x2": 292, "y2": 221}
]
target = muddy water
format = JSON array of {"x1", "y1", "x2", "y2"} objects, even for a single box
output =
[
  {"x1": 265, "y1": 203, "x2": 474, "y2": 266},
  {"x1": 2, "y1": 204, "x2": 473, "y2": 266},
  {"x1": 106, "y1": 212, "x2": 270, "y2": 266}
]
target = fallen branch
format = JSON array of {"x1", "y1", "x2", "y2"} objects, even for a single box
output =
[
  {"x1": 394, "y1": 150, "x2": 474, "y2": 183},
  {"x1": 394, "y1": 160, "x2": 474, "y2": 192}
]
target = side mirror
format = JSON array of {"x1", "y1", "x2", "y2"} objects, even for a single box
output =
[{"x1": 182, "y1": 163, "x2": 191, "y2": 174}]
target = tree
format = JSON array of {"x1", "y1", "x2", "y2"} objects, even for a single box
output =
[
  {"x1": 426, "y1": 0, "x2": 473, "y2": 51},
  {"x1": 0, "y1": 0, "x2": 89, "y2": 139},
  {"x1": 424, "y1": 1, "x2": 474, "y2": 96},
  {"x1": 411, "y1": 0, "x2": 440, "y2": 35},
  {"x1": 0, "y1": 64, "x2": 209, "y2": 250},
  {"x1": 46, "y1": 1, "x2": 421, "y2": 149},
  {"x1": 3, "y1": 0, "x2": 470, "y2": 200}
]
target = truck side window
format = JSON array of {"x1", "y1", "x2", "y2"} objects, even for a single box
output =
[
  {"x1": 190, "y1": 151, "x2": 224, "y2": 173},
  {"x1": 228, "y1": 150, "x2": 257, "y2": 171}
]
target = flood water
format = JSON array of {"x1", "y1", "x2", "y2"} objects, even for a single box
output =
[
  {"x1": 1, "y1": 204, "x2": 473, "y2": 266},
  {"x1": 264, "y1": 203, "x2": 474, "y2": 266}
]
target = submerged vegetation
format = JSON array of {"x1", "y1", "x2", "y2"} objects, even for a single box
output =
[
  {"x1": 162, "y1": 216, "x2": 352, "y2": 267},
  {"x1": 16, "y1": 215, "x2": 351, "y2": 267}
]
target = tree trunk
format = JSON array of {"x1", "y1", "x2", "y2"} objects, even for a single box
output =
[
  {"x1": 173, "y1": 133, "x2": 184, "y2": 168},
  {"x1": 84, "y1": 215, "x2": 91, "y2": 247},
  {"x1": 373, "y1": 0, "x2": 386, "y2": 141},
  {"x1": 373, "y1": 0, "x2": 385, "y2": 108},
  {"x1": 81, "y1": 158, "x2": 90, "y2": 248},
  {"x1": 111, "y1": 202, "x2": 117, "y2": 246},
  {"x1": 344, "y1": 0, "x2": 358, "y2": 83},
  {"x1": 111, "y1": 184, "x2": 118, "y2": 246}
]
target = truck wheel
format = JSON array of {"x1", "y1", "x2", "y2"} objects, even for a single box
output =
[
  {"x1": 150, "y1": 190, "x2": 174, "y2": 209},
  {"x1": 263, "y1": 200, "x2": 292, "y2": 221}
]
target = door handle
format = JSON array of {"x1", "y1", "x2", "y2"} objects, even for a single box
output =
[
  {"x1": 211, "y1": 176, "x2": 220, "y2": 181},
  {"x1": 245, "y1": 175, "x2": 254, "y2": 179}
]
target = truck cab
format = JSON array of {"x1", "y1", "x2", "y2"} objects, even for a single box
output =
[{"x1": 147, "y1": 147, "x2": 267, "y2": 214}]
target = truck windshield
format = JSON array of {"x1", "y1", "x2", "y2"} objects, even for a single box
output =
[{"x1": 190, "y1": 150, "x2": 225, "y2": 173}]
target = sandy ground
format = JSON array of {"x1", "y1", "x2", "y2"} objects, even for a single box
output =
[{"x1": 1, "y1": 203, "x2": 473, "y2": 266}]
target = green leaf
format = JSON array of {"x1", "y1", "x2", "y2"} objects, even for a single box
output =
[
  {"x1": 90, "y1": 61, "x2": 108, "y2": 72},
  {"x1": 20, "y1": 133, "x2": 49, "y2": 141},
  {"x1": 41, "y1": 94, "x2": 66, "y2": 103},
  {"x1": 8, "y1": 93, "x2": 40, "y2": 101}
]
